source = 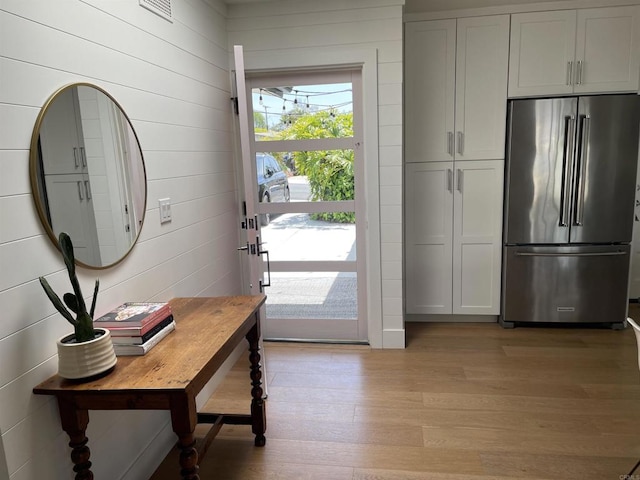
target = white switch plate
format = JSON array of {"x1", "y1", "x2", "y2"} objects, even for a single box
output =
[{"x1": 159, "y1": 198, "x2": 172, "y2": 223}]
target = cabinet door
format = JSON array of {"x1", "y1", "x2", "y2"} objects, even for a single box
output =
[
  {"x1": 405, "y1": 162, "x2": 454, "y2": 314},
  {"x1": 39, "y1": 88, "x2": 87, "y2": 175},
  {"x1": 452, "y1": 160, "x2": 504, "y2": 315},
  {"x1": 574, "y1": 6, "x2": 640, "y2": 94},
  {"x1": 455, "y1": 15, "x2": 509, "y2": 160},
  {"x1": 405, "y1": 20, "x2": 455, "y2": 163},
  {"x1": 44, "y1": 174, "x2": 101, "y2": 266},
  {"x1": 508, "y1": 10, "x2": 577, "y2": 97}
]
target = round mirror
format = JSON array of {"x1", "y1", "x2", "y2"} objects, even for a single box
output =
[{"x1": 30, "y1": 83, "x2": 147, "y2": 269}]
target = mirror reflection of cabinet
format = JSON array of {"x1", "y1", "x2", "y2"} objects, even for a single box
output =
[
  {"x1": 30, "y1": 83, "x2": 147, "y2": 269},
  {"x1": 39, "y1": 87, "x2": 101, "y2": 265}
]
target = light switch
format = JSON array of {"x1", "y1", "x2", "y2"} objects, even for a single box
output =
[{"x1": 159, "y1": 198, "x2": 172, "y2": 223}]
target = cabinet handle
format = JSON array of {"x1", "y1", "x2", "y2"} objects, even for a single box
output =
[
  {"x1": 73, "y1": 147, "x2": 79, "y2": 168},
  {"x1": 447, "y1": 131, "x2": 454, "y2": 156},
  {"x1": 85, "y1": 180, "x2": 92, "y2": 200},
  {"x1": 456, "y1": 169, "x2": 463, "y2": 192},
  {"x1": 77, "y1": 181, "x2": 84, "y2": 200},
  {"x1": 447, "y1": 168, "x2": 453, "y2": 192},
  {"x1": 456, "y1": 131, "x2": 464, "y2": 155},
  {"x1": 80, "y1": 147, "x2": 87, "y2": 167},
  {"x1": 577, "y1": 60, "x2": 583, "y2": 85},
  {"x1": 566, "y1": 61, "x2": 573, "y2": 85}
]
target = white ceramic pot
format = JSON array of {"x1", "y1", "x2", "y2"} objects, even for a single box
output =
[{"x1": 57, "y1": 328, "x2": 117, "y2": 380}]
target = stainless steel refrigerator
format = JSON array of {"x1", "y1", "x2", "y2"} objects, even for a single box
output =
[{"x1": 501, "y1": 94, "x2": 640, "y2": 328}]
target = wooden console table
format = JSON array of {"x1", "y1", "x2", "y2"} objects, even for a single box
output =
[{"x1": 33, "y1": 295, "x2": 267, "y2": 480}]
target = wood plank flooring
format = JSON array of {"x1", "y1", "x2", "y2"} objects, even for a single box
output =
[{"x1": 150, "y1": 314, "x2": 640, "y2": 480}]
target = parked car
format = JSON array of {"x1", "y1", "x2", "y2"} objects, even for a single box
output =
[{"x1": 256, "y1": 153, "x2": 290, "y2": 225}]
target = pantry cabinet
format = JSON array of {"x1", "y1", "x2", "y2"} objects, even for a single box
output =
[
  {"x1": 509, "y1": 6, "x2": 640, "y2": 97},
  {"x1": 404, "y1": 15, "x2": 510, "y2": 163},
  {"x1": 405, "y1": 161, "x2": 504, "y2": 315}
]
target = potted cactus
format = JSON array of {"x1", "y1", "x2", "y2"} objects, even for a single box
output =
[{"x1": 39, "y1": 232, "x2": 117, "y2": 380}]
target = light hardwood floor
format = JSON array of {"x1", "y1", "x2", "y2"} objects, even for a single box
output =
[{"x1": 150, "y1": 313, "x2": 640, "y2": 480}]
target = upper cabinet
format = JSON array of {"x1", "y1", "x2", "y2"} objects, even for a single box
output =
[
  {"x1": 405, "y1": 15, "x2": 510, "y2": 163},
  {"x1": 509, "y1": 6, "x2": 640, "y2": 97}
]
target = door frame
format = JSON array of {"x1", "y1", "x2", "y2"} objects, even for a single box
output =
[{"x1": 232, "y1": 47, "x2": 383, "y2": 347}]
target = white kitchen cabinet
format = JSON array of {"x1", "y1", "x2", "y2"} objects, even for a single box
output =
[
  {"x1": 44, "y1": 174, "x2": 101, "y2": 266},
  {"x1": 404, "y1": 15, "x2": 509, "y2": 163},
  {"x1": 39, "y1": 87, "x2": 88, "y2": 175},
  {"x1": 405, "y1": 160, "x2": 504, "y2": 315},
  {"x1": 509, "y1": 6, "x2": 640, "y2": 97}
]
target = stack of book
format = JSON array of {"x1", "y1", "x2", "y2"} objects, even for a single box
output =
[{"x1": 94, "y1": 302, "x2": 175, "y2": 356}]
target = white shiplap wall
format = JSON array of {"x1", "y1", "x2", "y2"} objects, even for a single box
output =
[
  {"x1": 0, "y1": 0, "x2": 243, "y2": 479},
  {"x1": 227, "y1": 0, "x2": 406, "y2": 348}
]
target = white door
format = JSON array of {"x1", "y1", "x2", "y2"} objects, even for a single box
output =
[
  {"x1": 508, "y1": 10, "x2": 577, "y2": 97},
  {"x1": 574, "y1": 6, "x2": 640, "y2": 94},
  {"x1": 237, "y1": 62, "x2": 367, "y2": 342},
  {"x1": 454, "y1": 15, "x2": 509, "y2": 161},
  {"x1": 405, "y1": 162, "x2": 454, "y2": 314},
  {"x1": 404, "y1": 20, "x2": 456, "y2": 163},
  {"x1": 452, "y1": 160, "x2": 504, "y2": 315}
]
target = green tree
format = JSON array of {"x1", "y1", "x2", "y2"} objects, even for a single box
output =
[{"x1": 278, "y1": 110, "x2": 354, "y2": 223}]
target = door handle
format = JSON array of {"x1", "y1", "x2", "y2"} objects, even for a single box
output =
[
  {"x1": 456, "y1": 169, "x2": 463, "y2": 193},
  {"x1": 73, "y1": 147, "x2": 79, "y2": 168},
  {"x1": 566, "y1": 61, "x2": 573, "y2": 85},
  {"x1": 84, "y1": 180, "x2": 91, "y2": 200},
  {"x1": 258, "y1": 246, "x2": 271, "y2": 290},
  {"x1": 447, "y1": 169, "x2": 453, "y2": 193},
  {"x1": 77, "y1": 181, "x2": 84, "y2": 200},
  {"x1": 576, "y1": 60, "x2": 583, "y2": 85},
  {"x1": 456, "y1": 131, "x2": 464, "y2": 155},
  {"x1": 447, "y1": 131, "x2": 454, "y2": 156},
  {"x1": 559, "y1": 115, "x2": 575, "y2": 227},
  {"x1": 573, "y1": 115, "x2": 590, "y2": 226}
]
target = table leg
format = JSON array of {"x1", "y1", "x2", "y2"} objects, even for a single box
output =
[
  {"x1": 246, "y1": 323, "x2": 266, "y2": 447},
  {"x1": 56, "y1": 397, "x2": 93, "y2": 480},
  {"x1": 170, "y1": 393, "x2": 199, "y2": 480}
]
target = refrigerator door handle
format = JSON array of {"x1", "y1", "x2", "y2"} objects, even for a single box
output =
[
  {"x1": 560, "y1": 115, "x2": 576, "y2": 227},
  {"x1": 573, "y1": 115, "x2": 590, "y2": 226},
  {"x1": 515, "y1": 251, "x2": 627, "y2": 257}
]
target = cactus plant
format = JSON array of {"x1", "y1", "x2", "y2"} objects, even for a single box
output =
[{"x1": 39, "y1": 232, "x2": 100, "y2": 343}]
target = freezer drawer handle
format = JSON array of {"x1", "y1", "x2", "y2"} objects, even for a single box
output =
[{"x1": 515, "y1": 251, "x2": 627, "y2": 257}]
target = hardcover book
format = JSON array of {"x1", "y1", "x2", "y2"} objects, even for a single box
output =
[
  {"x1": 110, "y1": 315, "x2": 174, "y2": 345},
  {"x1": 112, "y1": 320, "x2": 176, "y2": 356},
  {"x1": 94, "y1": 302, "x2": 171, "y2": 328}
]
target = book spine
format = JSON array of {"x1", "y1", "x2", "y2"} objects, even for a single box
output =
[
  {"x1": 113, "y1": 321, "x2": 176, "y2": 356},
  {"x1": 111, "y1": 315, "x2": 174, "y2": 345},
  {"x1": 139, "y1": 304, "x2": 173, "y2": 327}
]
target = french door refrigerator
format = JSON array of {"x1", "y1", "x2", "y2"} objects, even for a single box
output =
[{"x1": 501, "y1": 94, "x2": 640, "y2": 328}]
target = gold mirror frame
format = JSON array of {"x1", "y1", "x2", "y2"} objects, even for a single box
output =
[{"x1": 30, "y1": 83, "x2": 147, "y2": 269}]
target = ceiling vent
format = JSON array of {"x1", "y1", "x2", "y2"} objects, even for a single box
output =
[{"x1": 140, "y1": 0, "x2": 173, "y2": 22}]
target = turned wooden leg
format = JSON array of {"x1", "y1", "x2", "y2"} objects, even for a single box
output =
[
  {"x1": 56, "y1": 397, "x2": 94, "y2": 480},
  {"x1": 170, "y1": 393, "x2": 199, "y2": 480},
  {"x1": 246, "y1": 323, "x2": 266, "y2": 446},
  {"x1": 69, "y1": 433, "x2": 93, "y2": 480},
  {"x1": 176, "y1": 434, "x2": 199, "y2": 480}
]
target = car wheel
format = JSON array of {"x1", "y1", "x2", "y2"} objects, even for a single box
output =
[
  {"x1": 260, "y1": 193, "x2": 271, "y2": 226},
  {"x1": 284, "y1": 185, "x2": 291, "y2": 202}
]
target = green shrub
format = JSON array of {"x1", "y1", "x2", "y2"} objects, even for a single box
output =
[{"x1": 279, "y1": 110, "x2": 355, "y2": 223}]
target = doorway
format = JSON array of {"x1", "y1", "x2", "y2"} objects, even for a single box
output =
[{"x1": 243, "y1": 69, "x2": 367, "y2": 342}]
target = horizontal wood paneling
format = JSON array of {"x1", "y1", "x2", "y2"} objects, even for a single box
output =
[{"x1": 0, "y1": 0, "x2": 240, "y2": 478}]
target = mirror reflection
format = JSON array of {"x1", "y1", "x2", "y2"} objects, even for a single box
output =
[{"x1": 30, "y1": 84, "x2": 147, "y2": 269}]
